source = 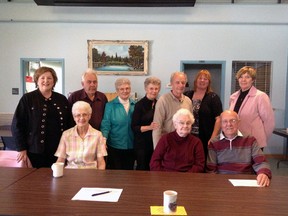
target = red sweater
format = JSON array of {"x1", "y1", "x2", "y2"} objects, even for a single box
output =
[{"x1": 150, "y1": 131, "x2": 205, "y2": 172}]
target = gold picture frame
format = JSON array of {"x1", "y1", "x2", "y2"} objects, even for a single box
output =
[{"x1": 88, "y1": 40, "x2": 149, "y2": 75}]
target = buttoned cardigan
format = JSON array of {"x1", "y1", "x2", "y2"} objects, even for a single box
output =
[{"x1": 12, "y1": 89, "x2": 72, "y2": 153}]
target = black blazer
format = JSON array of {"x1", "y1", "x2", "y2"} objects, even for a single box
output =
[{"x1": 12, "y1": 89, "x2": 72, "y2": 154}]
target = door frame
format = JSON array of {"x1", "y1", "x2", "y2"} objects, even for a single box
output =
[
  {"x1": 285, "y1": 56, "x2": 288, "y2": 127},
  {"x1": 20, "y1": 58, "x2": 65, "y2": 95},
  {"x1": 180, "y1": 60, "x2": 226, "y2": 103}
]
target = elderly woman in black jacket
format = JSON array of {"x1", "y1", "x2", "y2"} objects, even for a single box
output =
[{"x1": 131, "y1": 77, "x2": 161, "y2": 170}]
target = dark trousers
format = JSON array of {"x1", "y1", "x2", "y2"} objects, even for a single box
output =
[
  {"x1": 135, "y1": 148, "x2": 153, "y2": 171},
  {"x1": 28, "y1": 152, "x2": 57, "y2": 168},
  {"x1": 107, "y1": 145, "x2": 135, "y2": 170}
]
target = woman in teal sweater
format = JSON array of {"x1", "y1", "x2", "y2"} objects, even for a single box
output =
[{"x1": 101, "y1": 78, "x2": 135, "y2": 170}]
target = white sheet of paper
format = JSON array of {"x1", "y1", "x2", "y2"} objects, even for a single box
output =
[
  {"x1": 72, "y1": 187, "x2": 123, "y2": 202},
  {"x1": 229, "y1": 179, "x2": 260, "y2": 187}
]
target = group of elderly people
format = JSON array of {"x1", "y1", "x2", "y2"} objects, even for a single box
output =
[{"x1": 11, "y1": 65, "x2": 274, "y2": 187}]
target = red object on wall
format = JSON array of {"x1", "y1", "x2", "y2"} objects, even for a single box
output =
[{"x1": 26, "y1": 76, "x2": 33, "y2": 82}]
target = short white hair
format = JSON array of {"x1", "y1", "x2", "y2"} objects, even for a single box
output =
[
  {"x1": 170, "y1": 71, "x2": 187, "y2": 83},
  {"x1": 72, "y1": 101, "x2": 92, "y2": 115},
  {"x1": 172, "y1": 108, "x2": 195, "y2": 124},
  {"x1": 81, "y1": 68, "x2": 97, "y2": 82},
  {"x1": 114, "y1": 78, "x2": 131, "y2": 90}
]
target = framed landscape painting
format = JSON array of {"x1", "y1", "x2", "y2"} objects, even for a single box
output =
[{"x1": 88, "y1": 40, "x2": 149, "y2": 75}]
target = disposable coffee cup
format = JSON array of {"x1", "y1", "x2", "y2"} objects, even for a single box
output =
[
  {"x1": 51, "y1": 162, "x2": 64, "y2": 178},
  {"x1": 163, "y1": 190, "x2": 177, "y2": 213}
]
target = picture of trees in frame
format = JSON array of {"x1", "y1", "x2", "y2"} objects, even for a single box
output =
[{"x1": 88, "y1": 40, "x2": 149, "y2": 75}]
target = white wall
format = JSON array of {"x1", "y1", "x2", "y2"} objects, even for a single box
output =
[{"x1": 0, "y1": 2, "x2": 287, "y2": 154}]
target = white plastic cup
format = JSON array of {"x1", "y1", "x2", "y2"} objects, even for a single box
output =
[
  {"x1": 163, "y1": 190, "x2": 177, "y2": 213},
  {"x1": 51, "y1": 162, "x2": 64, "y2": 178}
]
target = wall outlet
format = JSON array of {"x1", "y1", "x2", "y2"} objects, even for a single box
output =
[{"x1": 12, "y1": 88, "x2": 19, "y2": 95}]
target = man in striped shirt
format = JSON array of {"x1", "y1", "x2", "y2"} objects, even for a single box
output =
[{"x1": 206, "y1": 110, "x2": 271, "y2": 187}]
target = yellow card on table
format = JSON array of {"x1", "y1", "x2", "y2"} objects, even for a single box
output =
[{"x1": 150, "y1": 206, "x2": 187, "y2": 215}]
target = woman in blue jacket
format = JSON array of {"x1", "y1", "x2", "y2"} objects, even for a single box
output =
[{"x1": 101, "y1": 78, "x2": 135, "y2": 170}]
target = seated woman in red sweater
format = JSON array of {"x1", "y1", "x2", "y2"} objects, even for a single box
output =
[{"x1": 150, "y1": 108, "x2": 205, "y2": 172}]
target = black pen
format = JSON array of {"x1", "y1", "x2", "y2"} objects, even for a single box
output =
[{"x1": 91, "y1": 191, "x2": 111, "y2": 197}]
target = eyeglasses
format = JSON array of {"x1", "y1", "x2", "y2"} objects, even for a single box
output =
[
  {"x1": 74, "y1": 113, "x2": 89, "y2": 118},
  {"x1": 221, "y1": 119, "x2": 238, "y2": 125},
  {"x1": 177, "y1": 121, "x2": 192, "y2": 126}
]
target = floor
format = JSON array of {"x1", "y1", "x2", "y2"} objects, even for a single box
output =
[{"x1": 267, "y1": 157, "x2": 288, "y2": 176}]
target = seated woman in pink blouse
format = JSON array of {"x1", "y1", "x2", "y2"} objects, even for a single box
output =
[
  {"x1": 55, "y1": 101, "x2": 107, "y2": 169},
  {"x1": 150, "y1": 108, "x2": 205, "y2": 172}
]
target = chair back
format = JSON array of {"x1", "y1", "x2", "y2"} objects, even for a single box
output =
[
  {"x1": 104, "y1": 92, "x2": 118, "y2": 101},
  {"x1": 1, "y1": 136, "x2": 16, "y2": 150},
  {"x1": 0, "y1": 150, "x2": 32, "y2": 168}
]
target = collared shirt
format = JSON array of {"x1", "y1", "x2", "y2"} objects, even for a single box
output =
[
  {"x1": 55, "y1": 125, "x2": 107, "y2": 169},
  {"x1": 68, "y1": 89, "x2": 107, "y2": 130},
  {"x1": 219, "y1": 130, "x2": 243, "y2": 150},
  {"x1": 207, "y1": 132, "x2": 272, "y2": 178}
]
